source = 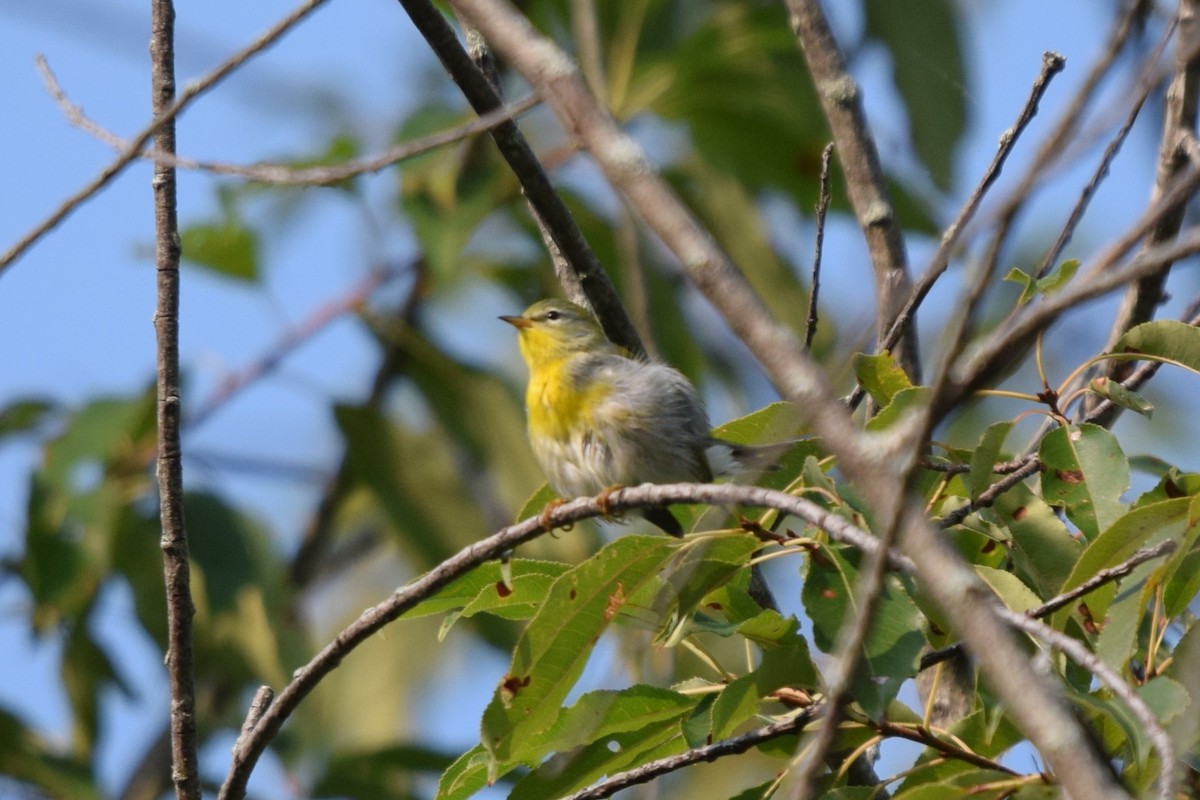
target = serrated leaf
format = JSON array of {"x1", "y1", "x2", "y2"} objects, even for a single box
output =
[
  {"x1": 480, "y1": 535, "x2": 678, "y2": 770},
  {"x1": 1039, "y1": 424, "x2": 1129, "y2": 540},
  {"x1": 405, "y1": 559, "x2": 570, "y2": 621},
  {"x1": 180, "y1": 220, "x2": 259, "y2": 282}
]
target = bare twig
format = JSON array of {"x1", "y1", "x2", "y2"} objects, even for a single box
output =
[
  {"x1": 855, "y1": 51, "x2": 1066, "y2": 411},
  {"x1": 393, "y1": 0, "x2": 645, "y2": 357},
  {"x1": 998, "y1": 608, "x2": 1177, "y2": 800},
  {"x1": 560, "y1": 708, "x2": 820, "y2": 800},
  {"x1": 937, "y1": 456, "x2": 1041, "y2": 528},
  {"x1": 149, "y1": 1, "x2": 198, "y2": 798},
  {"x1": 783, "y1": 0, "x2": 918, "y2": 379},
  {"x1": 805, "y1": 143, "x2": 833, "y2": 351},
  {"x1": 38, "y1": 56, "x2": 540, "y2": 186},
  {"x1": 867, "y1": 717, "x2": 1021, "y2": 776},
  {"x1": 0, "y1": 0, "x2": 331, "y2": 275}
]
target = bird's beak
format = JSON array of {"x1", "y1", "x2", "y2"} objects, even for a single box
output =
[{"x1": 499, "y1": 314, "x2": 532, "y2": 329}]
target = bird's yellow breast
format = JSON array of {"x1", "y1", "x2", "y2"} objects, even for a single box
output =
[{"x1": 526, "y1": 357, "x2": 612, "y2": 441}]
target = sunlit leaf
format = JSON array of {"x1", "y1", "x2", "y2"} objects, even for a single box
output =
[
  {"x1": 853, "y1": 352, "x2": 914, "y2": 409},
  {"x1": 1111, "y1": 319, "x2": 1200, "y2": 373}
]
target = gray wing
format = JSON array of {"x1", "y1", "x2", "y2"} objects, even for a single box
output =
[{"x1": 583, "y1": 355, "x2": 714, "y2": 485}]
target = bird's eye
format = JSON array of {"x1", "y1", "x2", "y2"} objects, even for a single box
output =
[{"x1": 544, "y1": 310, "x2": 561, "y2": 321}]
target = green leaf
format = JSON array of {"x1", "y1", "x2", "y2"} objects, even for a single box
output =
[
  {"x1": 973, "y1": 566, "x2": 1041, "y2": 613},
  {"x1": 435, "y1": 745, "x2": 490, "y2": 800},
  {"x1": 480, "y1": 535, "x2": 678, "y2": 770},
  {"x1": 1111, "y1": 319, "x2": 1200, "y2": 374},
  {"x1": 710, "y1": 640, "x2": 817, "y2": 739},
  {"x1": 180, "y1": 219, "x2": 259, "y2": 282},
  {"x1": 966, "y1": 422, "x2": 1013, "y2": 499},
  {"x1": 405, "y1": 559, "x2": 570, "y2": 621},
  {"x1": 313, "y1": 743, "x2": 455, "y2": 800},
  {"x1": 1004, "y1": 259, "x2": 1080, "y2": 304},
  {"x1": 0, "y1": 398, "x2": 55, "y2": 440},
  {"x1": 853, "y1": 352, "x2": 914, "y2": 408},
  {"x1": 1039, "y1": 424, "x2": 1129, "y2": 540},
  {"x1": 635, "y1": 534, "x2": 762, "y2": 635},
  {"x1": 1087, "y1": 377, "x2": 1154, "y2": 418},
  {"x1": 985, "y1": 479, "x2": 1081, "y2": 599},
  {"x1": 866, "y1": 386, "x2": 930, "y2": 432},
  {"x1": 1167, "y1": 620, "x2": 1200, "y2": 752},
  {"x1": 865, "y1": 0, "x2": 966, "y2": 191},
  {"x1": 1050, "y1": 497, "x2": 1192, "y2": 631},
  {"x1": 802, "y1": 544, "x2": 927, "y2": 719}
]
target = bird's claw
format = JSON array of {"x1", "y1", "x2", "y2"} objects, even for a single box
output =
[{"x1": 539, "y1": 498, "x2": 567, "y2": 532}]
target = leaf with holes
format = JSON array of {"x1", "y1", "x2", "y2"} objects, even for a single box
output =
[{"x1": 1039, "y1": 424, "x2": 1128, "y2": 540}]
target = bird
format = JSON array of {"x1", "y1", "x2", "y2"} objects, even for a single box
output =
[{"x1": 501, "y1": 298, "x2": 792, "y2": 536}]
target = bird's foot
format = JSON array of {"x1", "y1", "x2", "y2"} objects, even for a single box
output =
[
  {"x1": 596, "y1": 484, "x2": 627, "y2": 521},
  {"x1": 539, "y1": 498, "x2": 567, "y2": 532}
]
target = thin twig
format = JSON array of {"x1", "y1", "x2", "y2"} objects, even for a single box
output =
[
  {"x1": 874, "y1": 52, "x2": 1066, "y2": 390},
  {"x1": 0, "y1": 0, "x2": 331, "y2": 275},
  {"x1": 998, "y1": 608, "x2": 1177, "y2": 800},
  {"x1": 868, "y1": 718, "x2": 1021, "y2": 776},
  {"x1": 783, "y1": 0, "x2": 918, "y2": 379},
  {"x1": 149, "y1": 1, "x2": 198, "y2": 797},
  {"x1": 560, "y1": 708, "x2": 820, "y2": 800},
  {"x1": 805, "y1": 143, "x2": 833, "y2": 351},
  {"x1": 922, "y1": 53, "x2": 1067, "y2": 419},
  {"x1": 38, "y1": 56, "x2": 540, "y2": 186},
  {"x1": 920, "y1": 540, "x2": 1179, "y2": 672},
  {"x1": 186, "y1": 265, "x2": 401, "y2": 430},
  {"x1": 394, "y1": 0, "x2": 645, "y2": 357}
]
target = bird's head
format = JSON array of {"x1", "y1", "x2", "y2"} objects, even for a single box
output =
[{"x1": 500, "y1": 299, "x2": 610, "y2": 369}]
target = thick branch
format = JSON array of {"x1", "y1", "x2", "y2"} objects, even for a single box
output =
[
  {"x1": 393, "y1": 0, "x2": 644, "y2": 357},
  {"x1": 149, "y1": 1, "x2": 198, "y2": 798}
]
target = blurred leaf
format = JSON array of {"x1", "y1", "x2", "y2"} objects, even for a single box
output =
[
  {"x1": 853, "y1": 352, "x2": 913, "y2": 408},
  {"x1": 633, "y1": 534, "x2": 762, "y2": 633},
  {"x1": 1039, "y1": 424, "x2": 1129, "y2": 540},
  {"x1": 0, "y1": 397, "x2": 55, "y2": 440},
  {"x1": 435, "y1": 745, "x2": 490, "y2": 800},
  {"x1": 1087, "y1": 377, "x2": 1154, "y2": 418},
  {"x1": 865, "y1": 0, "x2": 967, "y2": 191},
  {"x1": 866, "y1": 386, "x2": 930, "y2": 432},
  {"x1": 966, "y1": 421, "x2": 1013, "y2": 499},
  {"x1": 180, "y1": 219, "x2": 259, "y2": 282},
  {"x1": 313, "y1": 743, "x2": 455, "y2": 799},
  {"x1": 279, "y1": 132, "x2": 362, "y2": 192},
  {"x1": 1167, "y1": 620, "x2": 1200, "y2": 752},
  {"x1": 481, "y1": 535, "x2": 678, "y2": 770},
  {"x1": 62, "y1": 610, "x2": 123, "y2": 754},
  {"x1": 184, "y1": 492, "x2": 274, "y2": 615},
  {"x1": 1003, "y1": 259, "x2": 1080, "y2": 305},
  {"x1": 1111, "y1": 319, "x2": 1200, "y2": 373},
  {"x1": 0, "y1": 708, "x2": 98, "y2": 799},
  {"x1": 802, "y1": 544, "x2": 926, "y2": 719}
]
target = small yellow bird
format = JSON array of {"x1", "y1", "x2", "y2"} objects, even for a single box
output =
[{"x1": 501, "y1": 298, "x2": 787, "y2": 536}]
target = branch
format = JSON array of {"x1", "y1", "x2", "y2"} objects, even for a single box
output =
[
  {"x1": 782, "y1": 0, "x2": 918, "y2": 379},
  {"x1": 38, "y1": 55, "x2": 540, "y2": 186},
  {"x1": 149, "y1": 1, "x2": 198, "y2": 798},
  {"x1": 444, "y1": 0, "x2": 867, "y2": 469},
  {"x1": 216, "y1": 481, "x2": 913, "y2": 799},
  {"x1": 393, "y1": 0, "x2": 645, "y2": 357},
  {"x1": 997, "y1": 609, "x2": 1177, "y2": 800},
  {"x1": 0, "y1": 0, "x2": 331, "y2": 275},
  {"x1": 856, "y1": 51, "x2": 1066, "y2": 411},
  {"x1": 560, "y1": 708, "x2": 820, "y2": 800},
  {"x1": 805, "y1": 143, "x2": 833, "y2": 351}
]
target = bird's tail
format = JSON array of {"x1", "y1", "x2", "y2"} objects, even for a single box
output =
[{"x1": 705, "y1": 438, "x2": 806, "y2": 477}]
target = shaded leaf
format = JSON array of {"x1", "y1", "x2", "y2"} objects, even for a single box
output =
[
  {"x1": 853, "y1": 352, "x2": 913, "y2": 409},
  {"x1": 1111, "y1": 319, "x2": 1200, "y2": 373},
  {"x1": 1087, "y1": 377, "x2": 1154, "y2": 418},
  {"x1": 1039, "y1": 424, "x2": 1129, "y2": 540}
]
